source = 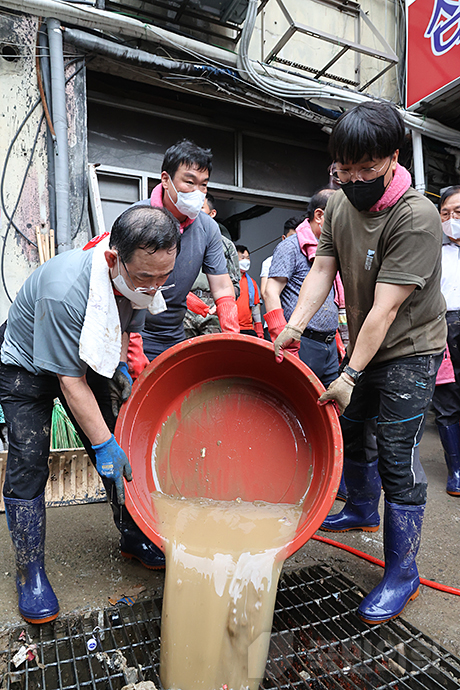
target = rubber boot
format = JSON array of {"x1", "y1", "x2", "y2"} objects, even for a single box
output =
[
  {"x1": 103, "y1": 479, "x2": 165, "y2": 569},
  {"x1": 437, "y1": 424, "x2": 460, "y2": 496},
  {"x1": 4, "y1": 492, "x2": 59, "y2": 624},
  {"x1": 336, "y1": 470, "x2": 348, "y2": 502},
  {"x1": 320, "y1": 458, "x2": 381, "y2": 532},
  {"x1": 358, "y1": 501, "x2": 424, "y2": 624}
]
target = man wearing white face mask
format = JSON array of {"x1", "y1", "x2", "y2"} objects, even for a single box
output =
[
  {"x1": 432, "y1": 185, "x2": 460, "y2": 496},
  {"x1": 0, "y1": 206, "x2": 180, "y2": 624},
  {"x1": 135, "y1": 139, "x2": 239, "y2": 360}
]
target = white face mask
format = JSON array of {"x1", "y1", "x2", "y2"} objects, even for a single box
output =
[
  {"x1": 239, "y1": 258, "x2": 251, "y2": 272},
  {"x1": 442, "y1": 218, "x2": 460, "y2": 241},
  {"x1": 112, "y1": 272, "x2": 167, "y2": 315},
  {"x1": 167, "y1": 176, "x2": 206, "y2": 220}
]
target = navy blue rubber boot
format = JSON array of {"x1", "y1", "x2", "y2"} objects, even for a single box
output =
[
  {"x1": 336, "y1": 470, "x2": 348, "y2": 502},
  {"x1": 4, "y1": 492, "x2": 59, "y2": 624},
  {"x1": 105, "y1": 486, "x2": 165, "y2": 569},
  {"x1": 358, "y1": 501, "x2": 424, "y2": 624},
  {"x1": 437, "y1": 424, "x2": 460, "y2": 496},
  {"x1": 320, "y1": 458, "x2": 381, "y2": 532}
]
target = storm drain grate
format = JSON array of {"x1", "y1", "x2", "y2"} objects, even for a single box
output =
[{"x1": 1, "y1": 564, "x2": 460, "y2": 690}]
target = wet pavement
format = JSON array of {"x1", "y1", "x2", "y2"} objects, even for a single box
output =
[{"x1": 0, "y1": 412, "x2": 459, "y2": 660}]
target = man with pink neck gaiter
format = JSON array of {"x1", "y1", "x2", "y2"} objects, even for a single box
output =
[{"x1": 275, "y1": 102, "x2": 446, "y2": 627}]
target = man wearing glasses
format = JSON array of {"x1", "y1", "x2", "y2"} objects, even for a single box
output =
[
  {"x1": 275, "y1": 102, "x2": 446, "y2": 625},
  {"x1": 0, "y1": 205, "x2": 179, "y2": 624},
  {"x1": 431, "y1": 185, "x2": 460, "y2": 496}
]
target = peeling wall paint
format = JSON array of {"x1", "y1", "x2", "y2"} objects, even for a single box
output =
[
  {"x1": 0, "y1": 14, "x2": 90, "y2": 322},
  {"x1": 0, "y1": 14, "x2": 46, "y2": 318}
]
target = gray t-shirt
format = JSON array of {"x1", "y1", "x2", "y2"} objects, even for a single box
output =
[
  {"x1": 269, "y1": 234, "x2": 338, "y2": 331},
  {"x1": 1, "y1": 246, "x2": 144, "y2": 377},
  {"x1": 136, "y1": 205, "x2": 227, "y2": 349}
]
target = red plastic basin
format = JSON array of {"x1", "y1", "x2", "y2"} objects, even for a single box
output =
[{"x1": 116, "y1": 334, "x2": 343, "y2": 559}]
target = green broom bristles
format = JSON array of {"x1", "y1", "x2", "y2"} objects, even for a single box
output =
[{"x1": 51, "y1": 399, "x2": 84, "y2": 450}]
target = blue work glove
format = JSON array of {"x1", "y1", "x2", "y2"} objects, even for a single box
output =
[
  {"x1": 108, "y1": 361, "x2": 133, "y2": 418},
  {"x1": 92, "y1": 434, "x2": 133, "y2": 505}
]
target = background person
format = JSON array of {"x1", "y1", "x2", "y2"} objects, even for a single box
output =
[
  {"x1": 274, "y1": 102, "x2": 446, "y2": 626},
  {"x1": 259, "y1": 216, "x2": 301, "y2": 302},
  {"x1": 236, "y1": 245, "x2": 264, "y2": 338},
  {"x1": 264, "y1": 188, "x2": 338, "y2": 387},
  {"x1": 0, "y1": 206, "x2": 180, "y2": 624},
  {"x1": 431, "y1": 185, "x2": 460, "y2": 496},
  {"x1": 183, "y1": 193, "x2": 240, "y2": 338}
]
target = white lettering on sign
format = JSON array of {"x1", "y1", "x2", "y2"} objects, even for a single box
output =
[{"x1": 424, "y1": 0, "x2": 460, "y2": 56}]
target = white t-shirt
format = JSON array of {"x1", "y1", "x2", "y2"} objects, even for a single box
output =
[
  {"x1": 260, "y1": 256, "x2": 273, "y2": 278},
  {"x1": 441, "y1": 240, "x2": 460, "y2": 311}
]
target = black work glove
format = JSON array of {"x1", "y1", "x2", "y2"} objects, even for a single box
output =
[{"x1": 108, "y1": 361, "x2": 133, "y2": 417}]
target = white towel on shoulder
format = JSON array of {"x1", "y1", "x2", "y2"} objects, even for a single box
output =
[{"x1": 79, "y1": 236, "x2": 121, "y2": 378}]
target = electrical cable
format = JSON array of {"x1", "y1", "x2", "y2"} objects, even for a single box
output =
[
  {"x1": 311, "y1": 534, "x2": 460, "y2": 597},
  {"x1": 236, "y1": 0, "x2": 460, "y2": 149},
  {"x1": 36, "y1": 21, "x2": 56, "y2": 139},
  {"x1": 0, "y1": 113, "x2": 46, "y2": 302},
  {"x1": 0, "y1": 46, "x2": 87, "y2": 301}
]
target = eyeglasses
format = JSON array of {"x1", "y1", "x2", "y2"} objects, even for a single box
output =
[
  {"x1": 119, "y1": 256, "x2": 175, "y2": 294},
  {"x1": 329, "y1": 158, "x2": 391, "y2": 185},
  {"x1": 440, "y1": 209, "x2": 460, "y2": 221}
]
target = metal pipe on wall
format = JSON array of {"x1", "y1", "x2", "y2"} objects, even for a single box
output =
[
  {"x1": 38, "y1": 24, "x2": 57, "y2": 234},
  {"x1": 46, "y1": 17, "x2": 71, "y2": 253},
  {"x1": 412, "y1": 130, "x2": 425, "y2": 195}
]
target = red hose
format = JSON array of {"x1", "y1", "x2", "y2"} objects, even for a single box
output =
[{"x1": 311, "y1": 534, "x2": 460, "y2": 596}]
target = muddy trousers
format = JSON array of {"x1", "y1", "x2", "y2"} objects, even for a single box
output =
[
  {"x1": 340, "y1": 354, "x2": 442, "y2": 506},
  {"x1": 0, "y1": 363, "x2": 140, "y2": 533}
]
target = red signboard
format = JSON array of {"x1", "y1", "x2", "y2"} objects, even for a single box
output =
[{"x1": 406, "y1": 0, "x2": 460, "y2": 109}]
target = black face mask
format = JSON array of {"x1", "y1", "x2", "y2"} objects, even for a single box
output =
[{"x1": 341, "y1": 175, "x2": 387, "y2": 212}]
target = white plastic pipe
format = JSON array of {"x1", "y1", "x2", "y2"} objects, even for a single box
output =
[{"x1": 412, "y1": 130, "x2": 425, "y2": 194}]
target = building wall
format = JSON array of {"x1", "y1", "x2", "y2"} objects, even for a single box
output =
[
  {"x1": 0, "y1": 14, "x2": 90, "y2": 322},
  {"x1": 255, "y1": 0, "x2": 400, "y2": 102},
  {"x1": 0, "y1": 14, "x2": 46, "y2": 319}
]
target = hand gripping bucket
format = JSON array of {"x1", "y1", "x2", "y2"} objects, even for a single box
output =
[{"x1": 116, "y1": 334, "x2": 343, "y2": 558}]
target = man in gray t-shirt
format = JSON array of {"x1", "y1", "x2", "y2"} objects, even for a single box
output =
[
  {"x1": 136, "y1": 139, "x2": 239, "y2": 360},
  {"x1": 0, "y1": 205, "x2": 179, "y2": 625}
]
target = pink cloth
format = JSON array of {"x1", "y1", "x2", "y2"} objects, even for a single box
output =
[
  {"x1": 436, "y1": 345, "x2": 455, "y2": 385},
  {"x1": 150, "y1": 183, "x2": 193, "y2": 233},
  {"x1": 296, "y1": 218, "x2": 344, "y2": 308},
  {"x1": 296, "y1": 218, "x2": 317, "y2": 261},
  {"x1": 369, "y1": 163, "x2": 412, "y2": 213}
]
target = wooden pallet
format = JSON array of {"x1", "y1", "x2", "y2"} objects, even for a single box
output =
[{"x1": 0, "y1": 449, "x2": 106, "y2": 512}]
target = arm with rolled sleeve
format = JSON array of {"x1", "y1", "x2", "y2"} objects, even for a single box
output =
[{"x1": 58, "y1": 373, "x2": 132, "y2": 503}]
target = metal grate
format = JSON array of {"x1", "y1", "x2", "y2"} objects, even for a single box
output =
[{"x1": 2, "y1": 564, "x2": 460, "y2": 689}]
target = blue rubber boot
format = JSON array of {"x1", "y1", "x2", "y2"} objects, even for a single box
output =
[
  {"x1": 4, "y1": 492, "x2": 59, "y2": 624},
  {"x1": 119, "y1": 518, "x2": 166, "y2": 570},
  {"x1": 437, "y1": 424, "x2": 460, "y2": 496},
  {"x1": 358, "y1": 501, "x2": 424, "y2": 624},
  {"x1": 336, "y1": 470, "x2": 348, "y2": 501},
  {"x1": 320, "y1": 458, "x2": 381, "y2": 532}
]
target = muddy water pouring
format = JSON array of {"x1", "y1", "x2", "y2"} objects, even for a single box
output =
[{"x1": 116, "y1": 334, "x2": 343, "y2": 689}]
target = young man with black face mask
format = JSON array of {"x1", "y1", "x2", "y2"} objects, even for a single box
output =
[{"x1": 274, "y1": 102, "x2": 446, "y2": 626}]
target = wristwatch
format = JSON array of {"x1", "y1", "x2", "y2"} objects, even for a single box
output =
[{"x1": 343, "y1": 365, "x2": 364, "y2": 383}]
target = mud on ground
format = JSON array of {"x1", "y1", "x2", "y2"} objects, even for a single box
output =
[{"x1": 0, "y1": 414, "x2": 459, "y2": 657}]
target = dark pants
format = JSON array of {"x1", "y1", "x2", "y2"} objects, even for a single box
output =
[
  {"x1": 299, "y1": 335, "x2": 339, "y2": 388},
  {"x1": 432, "y1": 311, "x2": 460, "y2": 426},
  {"x1": 341, "y1": 354, "x2": 442, "y2": 506},
  {"x1": 0, "y1": 363, "x2": 115, "y2": 500}
]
